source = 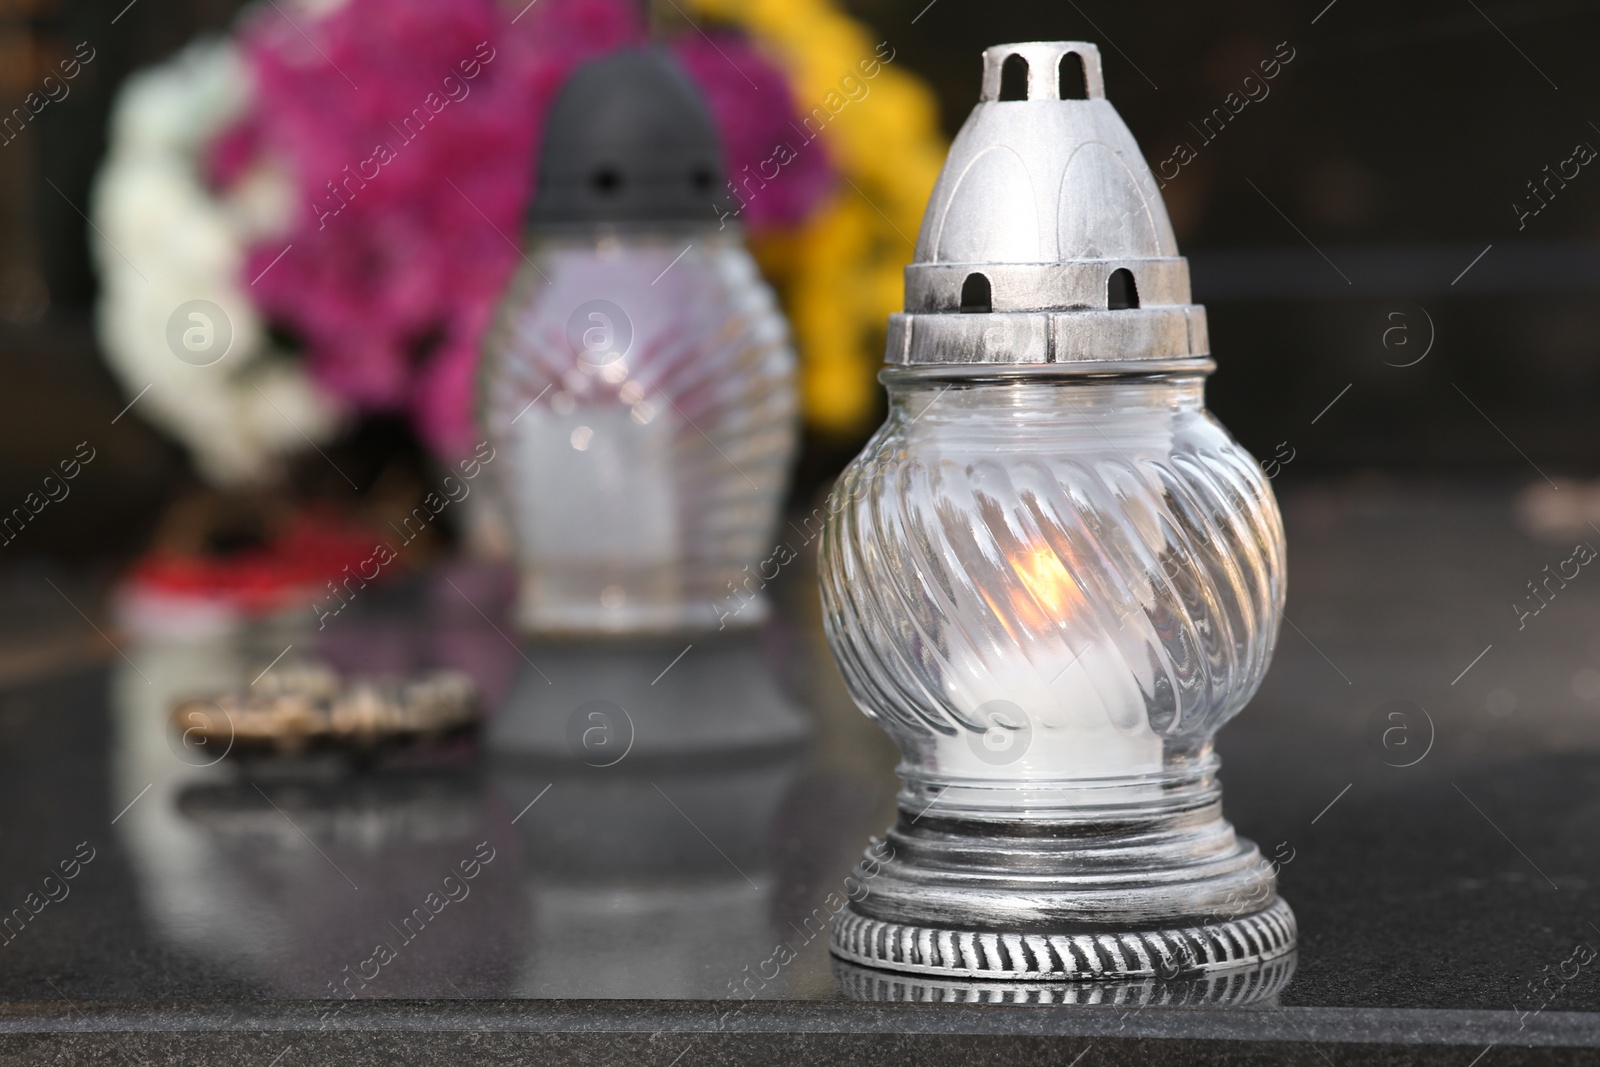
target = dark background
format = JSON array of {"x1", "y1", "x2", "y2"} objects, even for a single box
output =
[{"x1": 4, "y1": 0, "x2": 1599, "y2": 558}]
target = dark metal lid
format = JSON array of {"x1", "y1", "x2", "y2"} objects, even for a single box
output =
[{"x1": 526, "y1": 49, "x2": 725, "y2": 227}]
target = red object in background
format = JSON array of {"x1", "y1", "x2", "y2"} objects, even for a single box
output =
[{"x1": 120, "y1": 512, "x2": 385, "y2": 628}]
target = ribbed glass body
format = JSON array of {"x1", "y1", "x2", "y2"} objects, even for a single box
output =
[
  {"x1": 819, "y1": 370, "x2": 1284, "y2": 817},
  {"x1": 481, "y1": 226, "x2": 797, "y2": 635}
]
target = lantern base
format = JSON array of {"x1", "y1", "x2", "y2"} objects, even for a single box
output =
[
  {"x1": 832, "y1": 947, "x2": 1297, "y2": 1003},
  {"x1": 831, "y1": 897, "x2": 1295, "y2": 982},
  {"x1": 829, "y1": 783, "x2": 1296, "y2": 981}
]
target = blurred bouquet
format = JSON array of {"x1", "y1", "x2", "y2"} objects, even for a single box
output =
[{"x1": 91, "y1": 0, "x2": 945, "y2": 487}]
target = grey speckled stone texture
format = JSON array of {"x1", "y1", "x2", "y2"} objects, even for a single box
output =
[{"x1": 1, "y1": 483, "x2": 1597, "y2": 1063}]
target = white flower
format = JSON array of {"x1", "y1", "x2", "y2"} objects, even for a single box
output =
[{"x1": 91, "y1": 37, "x2": 343, "y2": 487}]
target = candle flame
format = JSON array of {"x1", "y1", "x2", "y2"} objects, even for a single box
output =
[{"x1": 1007, "y1": 542, "x2": 1081, "y2": 630}]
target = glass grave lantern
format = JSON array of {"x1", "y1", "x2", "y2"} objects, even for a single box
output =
[
  {"x1": 819, "y1": 42, "x2": 1295, "y2": 980},
  {"x1": 481, "y1": 50, "x2": 797, "y2": 636}
]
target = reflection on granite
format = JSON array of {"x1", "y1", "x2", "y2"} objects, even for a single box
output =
[
  {"x1": 496, "y1": 753, "x2": 806, "y2": 998},
  {"x1": 154, "y1": 772, "x2": 518, "y2": 1001},
  {"x1": 3, "y1": 485, "x2": 1600, "y2": 1060}
]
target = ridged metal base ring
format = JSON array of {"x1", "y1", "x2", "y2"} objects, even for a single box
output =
[{"x1": 830, "y1": 897, "x2": 1296, "y2": 981}]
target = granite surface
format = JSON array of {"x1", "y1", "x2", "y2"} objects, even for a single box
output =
[{"x1": 1, "y1": 480, "x2": 1598, "y2": 1063}]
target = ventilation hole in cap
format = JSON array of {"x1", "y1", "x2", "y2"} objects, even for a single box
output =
[
  {"x1": 960, "y1": 273, "x2": 992, "y2": 313},
  {"x1": 1107, "y1": 268, "x2": 1139, "y2": 310},
  {"x1": 998, "y1": 54, "x2": 1029, "y2": 101},
  {"x1": 590, "y1": 167, "x2": 623, "y2": 195},
  {"x1": 690, "y1": 166, "x2": 715, "y2": 192},
  {"x1": 1059, "y1": 52, "x2": 1088, "y2": 99}
]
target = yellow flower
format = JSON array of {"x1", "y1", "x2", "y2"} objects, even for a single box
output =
[{"x1": 686, "y1": 0, "x2": 946, "y2": 436}]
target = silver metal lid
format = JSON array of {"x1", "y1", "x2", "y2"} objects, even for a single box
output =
[{"x1": 887, "y1": 42, "x2": 1209, "y2": 368}]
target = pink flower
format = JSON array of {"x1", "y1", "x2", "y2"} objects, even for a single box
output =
[{"x1": 673, "y1": 32, "x2": 834, "y2": 230}]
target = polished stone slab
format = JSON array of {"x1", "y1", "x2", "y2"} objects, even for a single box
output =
[{"x1": 0, "y1": 481, "x2": 1596, "y2": 1062}]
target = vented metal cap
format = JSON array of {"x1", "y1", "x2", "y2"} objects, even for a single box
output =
[
  {"x1": 886, "y1": 42, "x2": 1209, "y2": 369},
  {"x1": 527, "y1": 50, "x2": 724, "y2": 227}
]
